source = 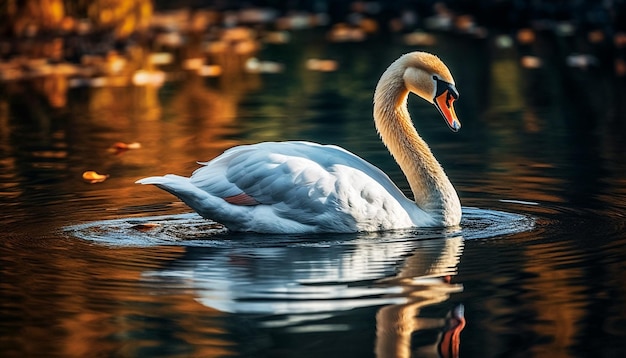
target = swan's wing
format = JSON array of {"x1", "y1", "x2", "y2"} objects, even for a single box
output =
[{"x1": 189, "y1": 141, "x2": 409, "y2": 210}]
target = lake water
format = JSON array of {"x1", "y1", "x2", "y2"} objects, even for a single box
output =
[{"x1": 1, "y1": 31, "x2": 626, "y2": 357}]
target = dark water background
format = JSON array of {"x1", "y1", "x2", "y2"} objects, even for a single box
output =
[{"x1": 2, "y1": 31, "x2": 626, "y2": 357}]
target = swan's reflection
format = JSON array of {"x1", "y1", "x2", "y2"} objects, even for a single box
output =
[{"x1": 142, "y1": 233, "x2": 465, "y2": 357}]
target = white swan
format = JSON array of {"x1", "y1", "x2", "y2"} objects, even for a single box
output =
[{"x1": 137, "y1": 51, "x2": 462, "y2": 233}]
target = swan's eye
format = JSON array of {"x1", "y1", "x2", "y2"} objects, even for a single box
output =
[{"x1": 433, "y1": 76, "x2": 458, "y2": 101}]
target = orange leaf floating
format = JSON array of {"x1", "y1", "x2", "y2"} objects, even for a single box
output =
[
  {"x1": 109, "y1": 141, "x2": 142, "y2": 155},
  {"x1": 305, "y1": 59, "x2": 339, "y2": 72},
  {"x1": 82, "y1": 171, "x2": 109, "y2": 183},
  {"x1": 125, "y1": 142, "x2": 142, "y2": 149}
]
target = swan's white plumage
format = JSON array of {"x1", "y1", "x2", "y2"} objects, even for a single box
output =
[
  {"x1": 138, "y1": 141, "x2": 432, "y2": 233},
  {"x1": 137, "y1": 51, "x2": 461, "y2": 233}
]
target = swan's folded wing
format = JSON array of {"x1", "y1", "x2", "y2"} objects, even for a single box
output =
[
  {"x1": 188, "y1": 141, "x2": 410, "y2": 216},
  {"x1": 190, "y1": 143, "x2": 336, "y2": 214}
]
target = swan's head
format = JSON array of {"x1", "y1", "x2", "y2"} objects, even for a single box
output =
[{"x1": 402, "y1": 52, "x2": 461, "y2": 132}]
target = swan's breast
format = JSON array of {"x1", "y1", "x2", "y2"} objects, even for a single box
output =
[{"x1": 329, "y1": 164, "x2": 416, "y2": 231}]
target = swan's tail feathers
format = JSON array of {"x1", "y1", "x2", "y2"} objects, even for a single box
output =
[
  {"x1": 135, "y1": 175, "x2": 217, "y2": 218},
  {"x1": 136, "y1": 174, "x2": 194, "y2": 194}
]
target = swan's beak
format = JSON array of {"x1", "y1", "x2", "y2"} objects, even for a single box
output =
[{"x1": 434, "y1": 81, "x2": 461, "y2": 132}]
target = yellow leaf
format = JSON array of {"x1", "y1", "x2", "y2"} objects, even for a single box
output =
[
  {"x1": 109, "y1": 141, "x2": 141, "y2": 155},
  {"x1": 82, "y1": 171, "x2": 109, "y2": 183}
]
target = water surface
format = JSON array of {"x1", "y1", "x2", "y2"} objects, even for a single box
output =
[{"x1": 2, "y1": 32, "x2": 626, "y2": 357}]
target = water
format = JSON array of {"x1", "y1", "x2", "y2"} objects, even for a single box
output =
[{"x1": 2, "y1": 32, "x2": 626, "y2": 357}]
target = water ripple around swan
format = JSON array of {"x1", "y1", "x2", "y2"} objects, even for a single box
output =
[{"x1": 65, "y1": 207, "x2": 535, "y2": 247}]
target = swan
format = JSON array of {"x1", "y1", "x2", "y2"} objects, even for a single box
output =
[{"x1": 137, "y1": 51, "x2": 462, "y2": 233}]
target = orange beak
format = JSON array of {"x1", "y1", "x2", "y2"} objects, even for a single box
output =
[{"x1": 433, "y1": 80, "x2": 461, "y2": 132}]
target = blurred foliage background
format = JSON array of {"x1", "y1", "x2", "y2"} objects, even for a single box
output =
[
  {"x1": 1, "y1": 0, "x2": 625, "y2": 110},
  {"x1": 1, "y1": 0, "x2": 153, "y2": 38}
]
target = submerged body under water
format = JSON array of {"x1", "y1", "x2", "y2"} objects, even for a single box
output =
[
  {"x1": 66, "y1": 207, "x2": 533, "y2": 247},
  {"x1": 1, "y1": 32, "x2": 626, "y2": 357}
]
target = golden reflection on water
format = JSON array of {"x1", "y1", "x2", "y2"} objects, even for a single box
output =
[
  {"x1": 1, "y1": 17, "x2": 625, "y2": 356},
  {"x1": 3, "y1": 242, "x2": 235, "y2": 357},
  {"x1": 522, "y1": 240, "x2": 587, "y2": 358},
  {"x1": 464, "y1": 222, "x2": 626, "y2": 357},
  {"x1": 487, "y1": 57, "x2": 524, "y2": 114},
  {"x1": 376, "y1": 236, "x2": 464, "y2": 358}
]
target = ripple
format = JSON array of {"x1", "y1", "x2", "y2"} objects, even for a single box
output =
[
  {"x1": 65, "y1": 207, "x2": 535, "y2": 247},
  {"x1": 59, "y1": 207, "x2": 537, "y2": 328}
]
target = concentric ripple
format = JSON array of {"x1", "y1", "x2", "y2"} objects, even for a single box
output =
[{"x1": 65, "y1": 207, "x2": 535, "y2": 247}]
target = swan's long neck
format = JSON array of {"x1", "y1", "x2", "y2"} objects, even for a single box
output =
[{"x1": 373, "y1": 63, "x2": 461, "y2": 225}]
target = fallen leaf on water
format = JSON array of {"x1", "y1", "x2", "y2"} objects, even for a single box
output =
[
  {"x1": 305, "y1": 58, "x2": 339, "y2": 72},
  {"x1": 82, "y1": 171, "x2": 109, "y2": 183},
  {"x1": 109, "y1": 141, "x2": 142, "y2": 155},
  {"x1": 130, "y1": 223, "x2": 161, "y2": 232}
]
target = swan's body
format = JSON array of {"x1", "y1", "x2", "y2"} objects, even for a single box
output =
[{"x1": 137, "y1": 52, "x2": 462, "y2": 233}]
